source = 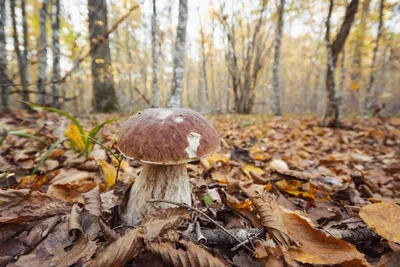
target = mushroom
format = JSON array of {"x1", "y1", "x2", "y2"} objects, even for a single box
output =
[{"x1": 117, "y1": 108, "x2": 220, "y2": 225}]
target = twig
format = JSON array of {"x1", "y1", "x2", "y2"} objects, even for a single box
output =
[
  {"x1": 147, "y1": 199, "x2": 255, "y2": 253},
  {"x1": 133, "y1": 87, "x2": 154, "y2": 107}
]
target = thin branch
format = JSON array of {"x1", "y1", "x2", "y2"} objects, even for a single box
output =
[{"x1": 147, "y1": 199, "x2": 255, "y2": 253}]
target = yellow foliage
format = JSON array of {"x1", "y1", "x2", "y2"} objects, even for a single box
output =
[
  {"x1": 65, "y1": 123, "x2": 90, "y2": 153},
  {"x1": 241, "y1": 164, "x2": 264, "y2": 178},
  {"x1": 276, "y1": 180, "x2": 315, "y2": 199},
  {"x1": 204, "y1": 153, "x2": 230, "y2": 167},
  {"x1": 98, "y1": 159, "x2": 117, "y2": 187},
  {"x1": 211, "y1": 172, "x2": 228, "y2": 184}
]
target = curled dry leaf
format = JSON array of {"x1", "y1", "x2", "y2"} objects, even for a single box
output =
[
  {"x1": 0, "y1": 191, "x2": 71, "y2": 223},
  {"x1": 82, "y1": 185, "x2": 102, "y2": 217},
  {"x1": 359, "y1": 202, "x2": 400, "y2": 243},
  {"x1": 252, "y1": 196, "x2": 300, "y2": 250},
  {"x1": 69, "y1": 204, "x2": 82, "y2": 238},
  {"x1": 148, "y1": 239, "x2": 228, "y2": 267},
  {"x1": 99, "y1": 217, "x2": 120, "y2": 241},
  {"x1": 283, "y1": 212, "x2": 369, "y2": 266}
]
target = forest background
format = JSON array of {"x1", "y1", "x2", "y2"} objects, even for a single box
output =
[{"x1": 0, "y1": 0, "x2": 399, "y2": 124}]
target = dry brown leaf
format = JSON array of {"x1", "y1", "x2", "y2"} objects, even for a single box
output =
[
  {"x1": 69, "y1": 204, "x2": 82, "y2": 238},
  {"x1": 211, "y1": 172, "x2": 228, "y2": 184},
  {"x1": 37, "y1": 159, "x2": 59, "y2": 172},
  {"x1": 0, "y1": 224, "x2": 26, "y2": 245},
  {"x1": 99, "y1": 217, "x2": 120, "y2": 241},
  {"x1": 252, "y1": 196, "x2": 300, "y2": 251},
  {"x1": 141, "y1": 207, "x2": 191, "y2": 240},
  {"x1": 283, "y1": 211, "x2": 369, "y2": 266},
  {"x1": 22, "y1": 216, "x2": 60, "y2": 247},
  {"x1": 359, "y1": 202, "x2": 400, "y2": 243},
  {"x1": 82, "y1": 185, "x2": 102, "y2": 217},
  {"x1": 16, "y1": 174, "x2": 49, "y2": 190},
  {"x1": 148, "y1": 239, "x2": 228, "y2": 267},
  {"x1": 0, "y1": 191, "x2": 70, "y2": 223},
  {"x1": 90, "y1": 228, "x2": 144, "y2": 267},
  {"x1": 0, "y1": 188, "x2": 30, "y2": 210}
]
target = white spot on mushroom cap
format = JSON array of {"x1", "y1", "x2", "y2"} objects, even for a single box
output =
[
  {"x1": 173, "y1": 114, "x2": 184, "y2": 123},
  {"x1": 156, "y1": 109, "x2": 174, "y2": 119},
  {"x1": 185, "y1": 132, "x2": 201, "y2": 158}
]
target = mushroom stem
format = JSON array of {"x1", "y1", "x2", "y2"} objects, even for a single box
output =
[{"x1": 120, "y1": 163, "x2": 191, "y2": 226}]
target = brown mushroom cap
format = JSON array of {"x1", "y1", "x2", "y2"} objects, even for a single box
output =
[{"x1": 117, "y1": 108, "x2": 220, "y2": 164}]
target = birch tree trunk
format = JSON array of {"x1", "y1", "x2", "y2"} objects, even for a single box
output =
[
  {"x1": 88, "y1": 0, "x2": 118, "y2": 112},
  {"x1": 272, "y1": 0, "x2": 285, "y2": 116},
  {"x1": 323, "y1": 0, "x2": 359, "y2": 127},
  {"x1": 38, "y1": 0, "x2": 49, "y2": 105},
  {"x1": 364, "y1": 0, "x2": 384, "y2": 118},
  {"x1": 0, "y1": 0, "x2": 9, "y2": 111},
  {"x1": 167, "y1": 0, "x2": 188, "y2": 108},
  {"x1": 51, "y1": 0, "x2": 61, "y2": 108},
  {"x1": 349, "y1": 0, "x2": 370, "y2": 114},
  {"x1": 198, "y1": 8, "x2": 209, "y2": 113},
  {"x1": 11, "y1": 0, "x2": 31, "y2": 105},
  {"x1": 151, "y1": 0, "x2": 160, "y2": 107}
]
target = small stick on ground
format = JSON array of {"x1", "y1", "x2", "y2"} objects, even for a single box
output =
[{"x1": 147, "y1": 199, "x2": 255, "y2": 253}]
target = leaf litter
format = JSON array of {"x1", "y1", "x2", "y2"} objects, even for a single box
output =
[{"x1": 0, "y1": 112, "x2": 399, "y2": 266}]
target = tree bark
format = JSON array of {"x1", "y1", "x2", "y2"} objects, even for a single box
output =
[
  {"x1": 0, "y1": 0, "x2": 9, "y2": 111},
  {"x1": 51, "y1": 0, "x2": 61, "y2": 108},
  {"x1": 364, "y1": 0, "x2": 384, "y2": 118},
  {"x1": 198, "y1": 8, "x2": 210, "y2": 113},
  {"x1": 151, "y1": 0, "x2": 160, "y2": 107},
  {"x1": 38, "y1": 0, "x2": 49, "y2": 105},
  {"x1": 272, "y1": 0, "x2": 285, "y2": 116},
  {"x1": 88, "y1": 0, "x2": 118, "y2": 112},
  {"x1": 323, "y1": 0, "x2": 359, "y2": 127},
  {"x1": 11, "y1": 0, "x2": 31, "y2": 105},
  {"x1": 349, "y1": 0, "x2": 370, "y2": 114},
  {"x1": 167, "y1": 0, "x2": 188, "y2": 108}
]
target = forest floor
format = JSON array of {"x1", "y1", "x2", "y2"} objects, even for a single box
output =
[{"x1": 0, "y1": 110, "x2": 399, "y2": 267}]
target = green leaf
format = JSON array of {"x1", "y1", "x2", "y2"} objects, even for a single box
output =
[{"x1": 204, "y1": 194, "x2": 213, "y2": 207}]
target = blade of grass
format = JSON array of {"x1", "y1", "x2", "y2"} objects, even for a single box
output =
[
  {"x1": 4, "y1": 131, "x2": 48, "y2": 146},
  {"x1": 31, "y1": 138, "x2": 66, "y2": 175},
  {"x1": 17, "y1": 100, "x2": 85, "y2": 136},
  {"x1": 86, "y1": 118, "x2": 119, "y2": 155}
]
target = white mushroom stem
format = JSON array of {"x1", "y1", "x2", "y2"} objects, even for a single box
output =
[{"x1": 120, "y1": 163, "x2": 192, "y2": 226}]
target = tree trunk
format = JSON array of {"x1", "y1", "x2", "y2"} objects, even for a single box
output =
[
  {"x1": 198, "y1": 8, "x2": 209, "y2": 113},
  {"x1": 38, "y1": 0, "x2": 49, "y2": 105},
  {"x1": 323, "y1": 0, "x2": 359, "y2": 127},
  {"x1": 272, "y1": 0, "x2": 285, "y2": 116},
  {"x1": 51, "y1": 0, "x2": 61, "y2": 108},
  {"x1": 11, "y1": 0, "x2": 31, "y2": 105},
  {"x1": 88, "y1": 0, "x2": 118, "y2": 112},
  {"x1": 349, "y1": 0, "x2": 370, "y2": 114},
  {"x1": 151, "y1": 0, "x2": 160, "y2": 107},
  {"x1": 167, "y1": 0, "x2": 188, "y2": 108},
  {"x1": 0, "y1": 0, "x2": 9, "y2": 111},
  {"x1": 364, "y1": 0, "x2": 384, "y2": 118}
]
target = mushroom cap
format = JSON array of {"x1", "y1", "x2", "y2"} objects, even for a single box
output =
[{"x1": 117, "y1": 108, "x2": 220, "y2": 165}]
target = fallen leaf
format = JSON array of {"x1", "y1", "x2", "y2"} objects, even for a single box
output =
[
  {"x1": 359, "y1": 202, "x2": 400, "y2": 243},
  {"x1": 283, "y1": 212, "x2": 369, "y2": 266},
  {"x1": 98, "y1": 159, "x2": 117, "y2": 187},
  {"x1": 204, "y1": 153, "x2": 230, "y2": 167},
  {"x1": 148, "y1": 239, "x2": 228, "y2": 267},
  {"x1": 211, "y1": 171, "x2": 228, "y2": 184},
  {"x1": 16, "y1": 174, "x2": 49, "y2": 190},
  {"x1": 242, "y1": 164, "x2": 264, "y2": 178},
  {"x1": 0, "y1": 190, "x2": 71, "y2": 223}
]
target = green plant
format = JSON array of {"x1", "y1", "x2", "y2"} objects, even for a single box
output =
[
  {"x1": 0, "y1": 130, "x2": 49, "y2": 146},
  {"x1": 19, "y1": 100, "x2": 118, "y2": 156}
]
